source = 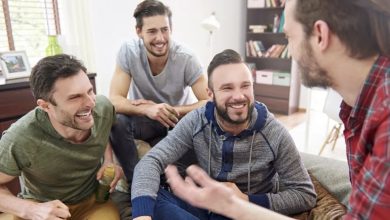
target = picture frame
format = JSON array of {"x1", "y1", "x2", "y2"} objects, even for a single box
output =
[{"x1": 0, "y1": 51, "x2": 31, "y2": 79}]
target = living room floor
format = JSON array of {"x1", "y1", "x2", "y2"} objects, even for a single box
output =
[{"x1": 275, "y1": 94, "x2": 347, "y2": 162}]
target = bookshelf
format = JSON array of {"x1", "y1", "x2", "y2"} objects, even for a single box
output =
[{"x1": 246, "y1": 0, "x2": 300, "y2": 115}]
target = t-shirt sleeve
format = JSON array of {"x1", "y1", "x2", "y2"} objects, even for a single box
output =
[
  {"x1": 0, "y1": 132, "x2": 24, "y2": 176},
  {"x1": 184, "y1": 54, "x2": 204, "y2": 86},
  {"x1": 116, "y1": 43, "x2": 132, "y2": 75}
]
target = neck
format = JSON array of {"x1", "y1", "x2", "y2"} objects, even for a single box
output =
[
  {"x1": 147, "y1": 52, "x2": 169, "y2": 75},
  {"x1": 329, "y1": 54, "x2": 378, "y2": 106},
  {"x1": 49, "y1": 118, "x2": 91, "y2": 144},
  {"x1": 215, "y1": 114, "x2": 250, "y2": 136}
]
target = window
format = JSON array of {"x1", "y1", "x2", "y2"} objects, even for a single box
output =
[{"x1": 0, "y1": 0, "x2": 61, "y2": 64}]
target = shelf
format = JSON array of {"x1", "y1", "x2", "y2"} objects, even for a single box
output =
[{"x1": 247, "y1": 7, "x2": 284, "y2": 10}]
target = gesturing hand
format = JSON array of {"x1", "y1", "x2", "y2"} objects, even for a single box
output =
[
  {"x1": 28, "y1": 200, "x2": 71, "y2": 220},
  {"x1": 165, "y1": 165, "x2": 236, "y2": 214},
  {"x1": 221, "y1": 182, "x2": 249, "y2": 201},
  {"x1": 144, "y1": 103, "x2": 180, "y2": 128}
]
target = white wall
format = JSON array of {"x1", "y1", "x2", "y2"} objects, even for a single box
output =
[{"x1": 66, "y1": 0, "x2": 246, "y2": 96}]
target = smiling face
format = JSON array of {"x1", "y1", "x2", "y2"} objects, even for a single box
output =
[
  {"x1": 284, "y1": 0, "x2": 332, "y2": 88},
  {"x1": 43, "y1": 70, "x2": 96, "y2": 132},
  {"x1": 208, "y1": 63, "x2": 255, "y2": 128},
  {"x1": 137, "y1": 15, "x2": 171, "y2": 58}
]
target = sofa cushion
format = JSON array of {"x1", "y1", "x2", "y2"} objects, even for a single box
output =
[
  {"x1": 292, "y1": 172, "x2": 347, "y2": 220},
  {"x1": 300, "y1": 152, "x2": 351, "y2": 206}
]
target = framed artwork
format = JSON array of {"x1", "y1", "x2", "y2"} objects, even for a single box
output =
[{"x1": 0, "y1": 51, "x2": 31, "y2": 79}]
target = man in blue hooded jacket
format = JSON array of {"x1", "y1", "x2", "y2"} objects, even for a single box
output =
[{"x1": 131, "y1": 49, "x2": 316, "y2": 220}]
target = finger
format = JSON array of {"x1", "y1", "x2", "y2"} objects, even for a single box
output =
[
  {"x1": 165, "y1": 104, "x2": 180, "y2": 117},
  {"x1": 159, "y1": 110, "x2": 178, "y2": 127},
  {"x1": 96, "y1": 166, "x2": 105, "y2": 180},
  {"x1": 186, "y1": 165, "x2": 216, "y2": 187},
  {"x1": 52, "y1": 200, "x2": 69, "y2": 210},
  {"x1": 156, "y1": 116, "x2": 172, "y2": 128},
  {"x1": 184, "y1": 176, "x2": 197, "y2": 186},
  {"x1": 53, "y1": 207, "x2": 71, "y2": 219}
]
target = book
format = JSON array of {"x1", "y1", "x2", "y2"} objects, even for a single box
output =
[{"x1": 247, "y1": 0, "x2": 265, "y2": 8}]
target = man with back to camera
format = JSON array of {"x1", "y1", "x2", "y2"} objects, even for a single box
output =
[
  {"x1": 165, "y1": 0, "x2": 390, "y2": 219},
  {"x1": 131, "y1": 49, "x2": 316, "y2": 220},
  {"x1": 109, "y1": 0, "x2": 209, "y2": 191},
  {"x1": 0, "y1": 54, "x2": 123, "y2": 220}
]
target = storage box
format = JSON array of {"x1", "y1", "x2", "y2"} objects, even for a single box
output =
[
  {"x1": 272, "y1": 72, "x2": 290, "y2": 86},
  {"x1": 256, "y1": 70, "x2": 273, "y2": 84}
]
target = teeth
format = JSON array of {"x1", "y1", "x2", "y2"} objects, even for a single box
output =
[
  {"x1": 76, "y1": 112, "x2": 90, "y2": 117},
  {"x1": 229, "y1": 103, "x2": 245, "y2": 109}
]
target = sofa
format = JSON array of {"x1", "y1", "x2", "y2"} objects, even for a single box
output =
[
  {"x1": 109, "y1": 145, "x2": 352, "y2": 220},
  {"x1": 0, "y1": 147, "x2": 351, "y2": 220}
]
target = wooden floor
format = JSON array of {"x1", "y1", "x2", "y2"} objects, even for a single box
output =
[{"x1": 274, "y1": 109, "x2": 306, "y2": 130}]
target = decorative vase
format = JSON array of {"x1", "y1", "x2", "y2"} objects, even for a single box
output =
[{"x1": 45, "y1": 35, "x2": 63, "y2": 56}]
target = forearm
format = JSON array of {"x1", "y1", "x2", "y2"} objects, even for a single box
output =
[
  {"x1": 0, "y1": 185, "x2": 35, "y2": 218},
  {"x1": 175, "y1": 100, "x2": 208, "y2": 117},
  {"x1": 110, "y1": 95, "x2": 149, "y2": 116},
  {"x1": 103, "y1": 142, "x2": 114, "y2": 164},
  {"x1": 228, "y1": 196, "x2": 292, "y2": 220}
]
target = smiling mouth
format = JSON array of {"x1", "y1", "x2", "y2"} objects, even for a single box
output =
[
  {"x1": 76, "y1": 111, "x2": 92, "y2": 119},
  {"x1": 227, "y1": 102, "x2": 248, "y2": 110},
  {"x1": 153, "y1": 42, "x2": 166, "y2": 49}
]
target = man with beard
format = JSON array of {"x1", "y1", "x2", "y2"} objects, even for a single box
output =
[
  {"x1": 130, "y1": 49, "x2": 316, "y2": 220},
  {"x1": 0, "y1": 54, "x2": 122, "y2": 219},
  {"x1": 109, "y1": 0, "x2": 208, "y2": 194},
  {"x1": 164, "y1": 0, "x2": 390, "y2": 219}
]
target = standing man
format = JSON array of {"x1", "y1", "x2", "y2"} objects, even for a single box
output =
[
  {"x1": 0, "y1": 54, "x2": 122, "y2": 219},
  {"x1": 165, "y1": 0, "x2": 390, "y2": 219},
  {"x1": 131, "y1": 49, "x2": 316, "y2": 220},
  {"x1": 109, "y1": 0, "x2": 208, "y2": 187}
]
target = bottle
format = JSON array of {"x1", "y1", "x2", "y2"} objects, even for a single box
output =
[
  {"x1": 95, "y1": 165, "x2": 115, "y2": 203},
  {"x1": 45, "y1": 35, "x2": 63, "y2": 56}
]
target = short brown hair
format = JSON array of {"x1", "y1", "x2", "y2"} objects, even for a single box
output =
[
  {"x1": 295, "y1": 0, "x2": 390, "y2": 58},
  {"x1": 207, "y1": 49, "x2": 244, "y2": 89},
  {"x1": 133, "y1": 0, "x2": 172, "y2": 29},
  {"x1": 30, "y1": 54, "x2": 87, "y2": 104}
]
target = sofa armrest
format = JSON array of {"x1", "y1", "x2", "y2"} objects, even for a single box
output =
[{"x1": 300, "y1": 152, "x2": 351, "y2": 206}]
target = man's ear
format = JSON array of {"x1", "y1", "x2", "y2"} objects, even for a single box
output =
[
  {"x1": 136, "y1": 27, "x2": 142, "y2": 38},
  {"x1": 312, "y1": 20, "x2": 330, "y2": 51},
  {"x1": 206, "y1": 88, "x2": 214, "y2": 99},
  {"x1": 37, "y1": 99, "x2": 50, "y2": 113}
]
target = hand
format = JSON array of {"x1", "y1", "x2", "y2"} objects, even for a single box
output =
[
  {"x1": 130, "y1": 99, "x2": 155, "y2": 106},
  {"x1": 96, "y1": 163, "x2": 124, "y2": 192},
  {"x1": 165, "y1": 165, "x2": 236, "y2": 215},
  {"x1": 144, "y1": 103, "x2": 180, "y2": 128},
  {"x1": 221, "y1": 182, "x2": 249, "y2": 201},
  {"x1": 27, "y1": 200, "x2": 71, "y2": 220}
]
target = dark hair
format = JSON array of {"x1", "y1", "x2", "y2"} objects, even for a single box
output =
[
  {"x1": 29, "y1": 54, "x2": 87, "y2": 104},
  {"x1": 133, "y1": 0, "x2": 172, "y2": 29},
  {"x1": 207, "y1": 49, "x2": 243, "y2": 89},
  {"x1": 295, "y1": 0, "x2": 390, "y2": 58}
]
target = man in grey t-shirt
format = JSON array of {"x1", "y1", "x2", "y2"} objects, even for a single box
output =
[{"x1": 109, "y1": 0, "x2": 208, "y2": 192}]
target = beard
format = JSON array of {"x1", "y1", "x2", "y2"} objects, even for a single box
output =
[
  {"x1": 144, "y1": 41, "x2": 169, "y2": 58},
  {"x1": 55, "y1": 108, "x2": 94, "y2": 131},
  {"x1": 298, "y1": 40, "x2": 332, "y2": 89},
  {"x1": 214, "y1": 97, "x2": 254, "y2": 125}
]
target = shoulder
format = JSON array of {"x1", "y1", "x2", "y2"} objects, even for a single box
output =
[
  {"x1": 1, "y1": 108, "x2": 43, "y2": 145},
  {"x1": 94, "y1": 95, "x2": 115, "y2": 119},
  {"x1": 118, "y1": 39, "x2": 143, "y2": 57},
  {"x1": 169, "y1": 41, "x2": 198, "y2": 60}
]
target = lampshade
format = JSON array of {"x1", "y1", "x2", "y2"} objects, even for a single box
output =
[{"x1": 201, "y1": 12, "x2": 220, "y2": 32}]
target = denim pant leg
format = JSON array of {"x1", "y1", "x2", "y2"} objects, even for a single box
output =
[
  {"x1": 154, "y1": 188, "x2": 209, "y2": 220},
  {"x1": 110, "y1": 114, "x2": 167, "y2": 185}
]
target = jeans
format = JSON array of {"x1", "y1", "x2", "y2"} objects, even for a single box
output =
[
  {"x1": 154, "y1": 188, "x2": 231, "y2": 220},
  {"x1": 110, "y1": 114, "x2": 198, "y2": 189}
]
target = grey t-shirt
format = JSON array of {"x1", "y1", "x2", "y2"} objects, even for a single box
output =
[{"x1": 116, "y1": 39, "x2": 203, "y2": 105}]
